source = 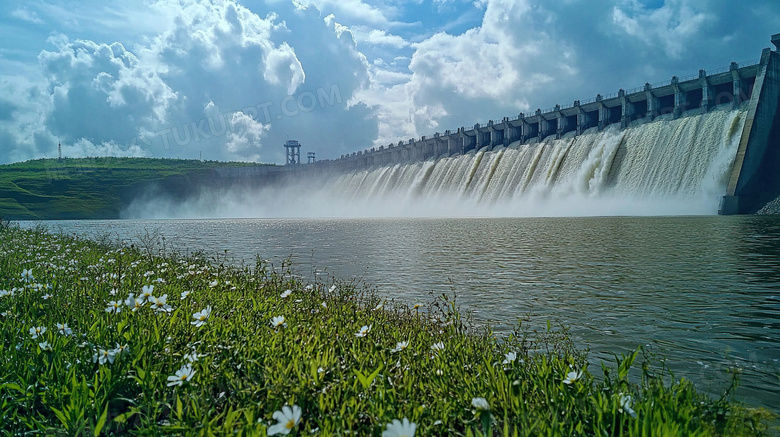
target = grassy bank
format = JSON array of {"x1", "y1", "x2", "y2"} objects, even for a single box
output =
[
  {"x1": 0, "y1": 221, "x2": 772, "y2": 435},
  {"x1": 0, "y1": 157, "x2": 272, "y2": 220}
]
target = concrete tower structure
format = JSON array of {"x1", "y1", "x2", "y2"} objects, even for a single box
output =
[{"x1": 284, "y1": 140, "x2": 301, "y2": 165}]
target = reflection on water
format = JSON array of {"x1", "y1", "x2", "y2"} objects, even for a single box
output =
[{"x1": 30, "y1": 216, "x2": 780, "y2": 412}]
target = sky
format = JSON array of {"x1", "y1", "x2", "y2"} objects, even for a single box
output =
[{"x1": 0, "y1": 0, "x2": 777, "y2": 165}]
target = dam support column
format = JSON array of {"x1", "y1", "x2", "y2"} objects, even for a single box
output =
[
  {"x1": 555, "y1": 105, "x2": 565, "y2": 139},
  {"x1": 645, "y1": 83, "x2": 659, "y2": 120},
  {"x1": 502, "y1": 119, "x2": 513, "y2": 144},
  {"x1": 700, "y1": 69, "x2": 713, "y2": 112},
  {"x1": 419, "y1": 136, "x2": 428, "y2": 159},
  {"x1": 732, "y1": 62, "x2": 748, "y2": 105},
  {"x1": 518, "y1": 114, "x2": 528, "y2": 143},
  {"x1": 447, "y1": 133, "x2": 458, "y2": 156},
  {"x1": 575, "y1": 103, "x2": 586, "y2": 135},
  {"x1": 537, "y1": 109, "x2": 548, "y2": 141},
  {"x1": 452, "y1": 129, "x2": 464, "y2": 155},
  {"x1": 620, "y1": 89, "x2": 633, "y2": 128},
  {"x1": 488, "y1": 121, "x2": 499, "y2": 149},
  {"x1": 433, "y1": 133, "x2": 443, "y2": 158},
  {"x1": 426, "y1": 137, "x2": 436, "y2": 159},
  {"x1": 672, "y1": 76, "x2": 687, "y2": 118},
  {"x1": 597, "y1": 95, "x2": 607, "y2": 131},
  {"x1": 400, "y1": 141, "x2": 409, "y2": 162}
]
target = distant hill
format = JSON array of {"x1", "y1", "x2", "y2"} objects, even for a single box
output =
[{"x1": 0, "y1": 157, "x2": 277, "y2": 220}]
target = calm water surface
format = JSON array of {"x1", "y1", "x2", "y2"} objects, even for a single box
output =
[{"x1": 32, "y1": 216, "x2": 780, "y2": 412}]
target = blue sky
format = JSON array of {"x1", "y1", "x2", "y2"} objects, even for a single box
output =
[{"x1": 0, "y1": 0, "x2": 777, "y2": 164}]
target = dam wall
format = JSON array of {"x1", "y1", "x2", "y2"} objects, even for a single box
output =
[
  {"x1": 318, "y1": 62, "x2": 761, "y2": 171},
  {"x1": 297, "y1": 34, "x2": 780, "y2": 214}
]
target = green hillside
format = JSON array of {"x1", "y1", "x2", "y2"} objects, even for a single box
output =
[{"x1": 0, "y1": 157, "x2": 274, "y2": 220}]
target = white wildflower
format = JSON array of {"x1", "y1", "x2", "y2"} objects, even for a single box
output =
[
  {"x1": 21, "y1": 269, "x2": 34, "y2": 282},
  {"x1": 355, "y1": 325, "x2": 371, "y2": 337},
  {"x1": 150, "y1": 294, "x2": 172, "y2": 313},
  {"x1": 563, "y1": 370, "x2": 582, "y2": 385},
  {"x1": 618, "y1": 393, "x2": 637, "y2": 417},
  {"x1": 271, "y1": 316, "x2": 287, "y2": 329},
  {"x1": 56, "y1": 323, "x2": 72, "y2": 336},
  {"x1": 29, "y1": 326, "x2": 46, "y2": 339},
  {"x1": 382, "y1": 418, "x2": 416, "y2": 437},
  {"x1": 191, "y1": 306, "x2": 212, "y2": 327},
  {"x1": 92, "y1": 348, "x2": 116, "y2": 365},
  {"x1": 391, "y1": 341, "x2": 409, "y2": 353},
  {"x1": 105, "y1": 300, "x2": 122, "y2": 314},
  {"x1": 167, "y1": 364, "x2": 196, "y2": 387},
  {"x1": 267, "y1": 405, "x2": 302, "y2": 435},
  {"x1": 471, "y1": 397, "x2": 490, "y2": 411},
  {"x1": 139, "y1": 285, "x2": 154, "y2": 303},
  {"x1": 502, "y1": 351, "x2": 517, "y2": 365},
  {"x1": 126, "y1": 293, "x2": 143, "y2": 312}
]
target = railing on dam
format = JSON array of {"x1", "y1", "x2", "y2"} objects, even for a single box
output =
[{"x1": 315, "y1": 57, "x2": 767, "y2": 170}]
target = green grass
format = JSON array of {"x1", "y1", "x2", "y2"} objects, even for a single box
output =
[
  {"x1": 0, "y1": 157, "x2": 274, "y2": 220},
  {"x1": 0, "y1": 221, "x2": 774, "y2": 436},
  {"x1": 0, "y1": 199, "x2": 37, "y2": 220}
]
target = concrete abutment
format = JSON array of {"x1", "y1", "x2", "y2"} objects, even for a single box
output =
[{"x1": 720, "y1": 46, "x2": 780, "y2": 214}]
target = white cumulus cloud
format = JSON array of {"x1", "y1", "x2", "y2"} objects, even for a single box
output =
[
  {"x1": 0, "y1": 0, "x2": 378, "y2": 163},
  {"x1": 225, "y1": 111, "x2": 269, "y2": 161},
  {"x1": 611, "y1": 0, "x2": 711, "y2": 58}
]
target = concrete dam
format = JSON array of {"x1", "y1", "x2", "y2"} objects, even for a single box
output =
[{"x1": 275, "y1": 34, "x2": 780, "y2": 217}]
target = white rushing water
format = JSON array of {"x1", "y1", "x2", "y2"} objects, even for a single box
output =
[
  {"x1": 126, "y1": 106, "x2": 747, "y2": 219},
  {"x1": 322, "y1": 107, "x2": 746, "y2": 217}
]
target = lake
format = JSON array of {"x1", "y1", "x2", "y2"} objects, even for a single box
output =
[{"x1": 28, "y1": 215, "x2": 780, "y2": 412}]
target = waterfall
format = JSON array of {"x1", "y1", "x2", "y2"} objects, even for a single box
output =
[{"x1": 311, "y1": 106, "x2": 746, "y2": 217}]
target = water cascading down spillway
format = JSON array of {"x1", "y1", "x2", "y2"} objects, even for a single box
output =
[{"x1": 314, "y1": 108, "x2": 747, "y2": 217}]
